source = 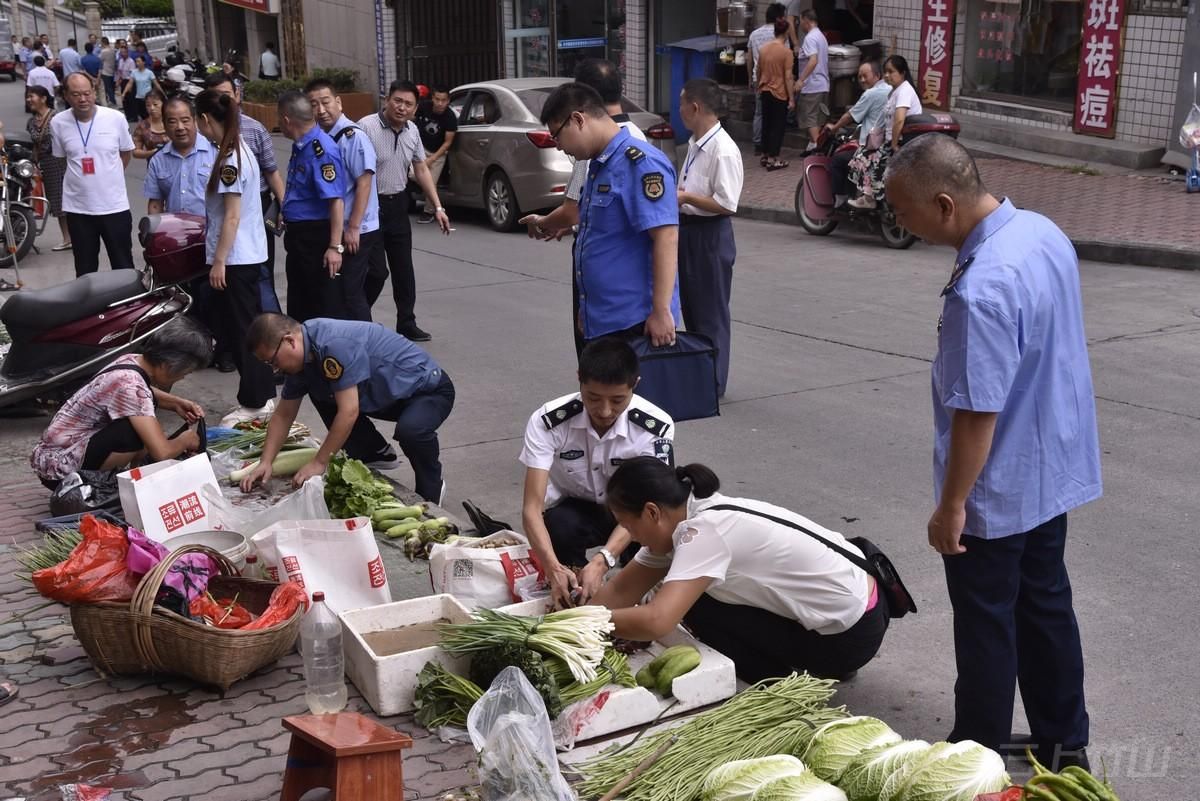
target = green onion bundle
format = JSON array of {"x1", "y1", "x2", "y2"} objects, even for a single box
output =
[
  {"x1": 572, "y1": 673, "x2": 847, "y2": 801},
  {"x1": 207, "y1": 422, "x2": 311, "y2": 454},
  {"x1": 439, "y1": 606, "x2": 614, "y2": 683},
  {"x1": 412, "y1": 661, "x2": 484, "y2": 730},
  {"x1": 558, "y1": 649, "x2": 637, "y2": 706},
  {"x1": 14, "y1": 527, "x2": 83, "y2": 582}
]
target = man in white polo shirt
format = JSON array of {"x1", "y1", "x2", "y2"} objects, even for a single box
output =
[{"x1": 51, "y1": 72, "x2": 135, "y2": 276}]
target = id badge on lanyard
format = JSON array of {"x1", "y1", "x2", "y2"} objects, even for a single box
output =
[{"x1": 76, "y1": 117, "x2": 96, "y2": 176}]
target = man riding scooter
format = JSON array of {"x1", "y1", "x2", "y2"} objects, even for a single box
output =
[{"x1": 823, "y1": 62, "x2": 889, "y2": 208}]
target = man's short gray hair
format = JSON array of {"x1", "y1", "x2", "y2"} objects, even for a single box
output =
[
  {"x1": 277, "y1": 90, "x2": 314, "y2": 122},
  {"x1": 140, "y1": 317, "x2": 213, "y2": 375},
  {"x1": 885, "y1": 134, "x2": 987, "y2": 202}
]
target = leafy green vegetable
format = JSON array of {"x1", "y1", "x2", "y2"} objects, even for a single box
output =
[
  {"x1": 751, "y1": 771, "x2": 847, "y2": 801},
  {"x1": 838, "y1": 740, "x2": 931, "y2": 801},
  {"x1": 881, "y1": 740, "x2": 1009, "y2": 801},
  {"x1": 323, "y1": 453, "x2": 397, "y2": 518},
  {"x1": 700, "y1": 755, "x2": 808, "y2": 801},
  {"x1": 802, "y1": 716, "x2": 901, "y2": 783},
  {"x1": 469, "y1": 642, "x2": 563, "y2": 719},
  {"x1": 412, "y1": 661, "x2": 483, "y2": 730}
]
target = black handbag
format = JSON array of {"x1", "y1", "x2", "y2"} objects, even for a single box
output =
[
  {"x1": 630, "y1": 332, "x2": 720, "y2": 422},
  {"x1": 707, "y1": 504, "x2": 918, "y2": 619}
]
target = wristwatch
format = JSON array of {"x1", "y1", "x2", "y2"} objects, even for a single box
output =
[
  {"x1": 435, "y1": 206, "x2": 446, "y2": 213},
  {"x1": 598, "y1": 548, "x2": 617, "y2": 569},
  {"x1": 327, "y1": 244, "x2": 344, "y2": 254}
]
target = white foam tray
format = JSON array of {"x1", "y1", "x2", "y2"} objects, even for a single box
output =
[{"x1": 340, "y1": 593, "x2": 475, "y2": 717}]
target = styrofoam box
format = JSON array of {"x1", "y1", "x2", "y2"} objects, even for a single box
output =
[
  {"x1": 341, "y1": 593, "x2": 475, "y2": 717},
  {"x1": 499, "y1": 599, "x2": 738, "y2": 743}
]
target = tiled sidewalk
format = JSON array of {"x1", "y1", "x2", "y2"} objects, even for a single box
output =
[{"x1": 0, "y1": 481, "x2": 478, "y2": 801}]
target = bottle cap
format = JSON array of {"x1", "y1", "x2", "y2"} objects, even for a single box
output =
[{"x1": 312, "y1": 591, "x2": 325, "y2": 602}]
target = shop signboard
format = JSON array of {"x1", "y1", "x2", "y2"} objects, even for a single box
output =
[
  {"x1": 918, "y1": 0, "x2": 957, "y2": 109},
  {"x1": 1073, "y1": 0, "x2": 1128, "y2": 138},
  {"x1": 219, "y1": 0, "x2": 281, "y2": 14}
]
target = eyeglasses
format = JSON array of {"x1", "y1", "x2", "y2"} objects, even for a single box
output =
[
  {"x1": 551, "y1": 112, "x2": 577, "y2": 143},
  {"x1": 261, "y1": 335, "x2": 286, "y2": 369}
]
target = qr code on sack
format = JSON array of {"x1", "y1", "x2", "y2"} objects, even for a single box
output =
[{"x1": 452, "y1": 559, "x2": 474, "y2": 579}]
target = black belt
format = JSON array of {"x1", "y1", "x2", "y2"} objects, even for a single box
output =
[
  {"x1": 378, "y1": 191, "x2": 411, "y2": 201},
  {"x1": 679, "y1": 214, "x2": 727, "y2": 226}
]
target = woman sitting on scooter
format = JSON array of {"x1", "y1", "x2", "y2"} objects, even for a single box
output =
[
  {"x1": 30, "y1": 318, "x2": 211, "y2": 489},
  {"x1": 847, "y1": 55, "x2": 923, "y2": 209}
]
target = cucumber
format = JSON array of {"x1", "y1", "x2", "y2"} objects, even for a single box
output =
[
  {"x1": 646, "y1": 645, "x2": 697, "y2": 676},
  {"x1": 635, "y1": 666, "x2": 656, "y2": 688},
  {"x1": 654, "y1": 647, "x2": 701, "y2": 697},
  {"x1": 385, "y1": 520, "x2": 424, "y2": 538}
]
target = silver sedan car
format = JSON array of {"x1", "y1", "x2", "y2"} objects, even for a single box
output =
[{"x1": 440, "y1": 77, "x2": 674, "y2": 231}]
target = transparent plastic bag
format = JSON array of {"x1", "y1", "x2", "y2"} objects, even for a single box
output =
[
  {"x1": 467, "y1": 667, "x2": 575, "y2": 801},
  {"x1": 1180, "y1": 103, "x2": 1200, "y2": 150},
  {"x1": 203, "y1": 476, "x2": 331, "y2": 536}
]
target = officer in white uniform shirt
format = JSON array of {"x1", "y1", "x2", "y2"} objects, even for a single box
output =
[
  {"x1": 676, "y1": 78, "x2": 744, "y2": 397},
  {"x1": 519, "y1": 339, "x2": 675, "y2": 607}
]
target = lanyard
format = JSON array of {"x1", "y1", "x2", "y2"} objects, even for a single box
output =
[
  {"x1": 682, "y1": 126, "x2": 720, "y2": 182},
  {"x1": 75, "y1": 115, "x2": 95, "y2": 154}
]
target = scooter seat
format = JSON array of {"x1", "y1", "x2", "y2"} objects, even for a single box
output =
[{"x1": 1, "y1": 270, "x2": 148, "y2": 334}]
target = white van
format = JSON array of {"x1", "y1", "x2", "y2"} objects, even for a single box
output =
[{"x1": 101, "y1": 17, "x2": 177, "y2": 65}]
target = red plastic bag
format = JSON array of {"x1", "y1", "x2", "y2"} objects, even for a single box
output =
[
  {"x1": 242, "y1": 581, "x2": 308, "y2": 630},
  {"x1": 32, "y1": 515, "x2": 140, "y2": 603},
  {"x1": 189, "y1": 594, "x2": 255, "y2": 629}
]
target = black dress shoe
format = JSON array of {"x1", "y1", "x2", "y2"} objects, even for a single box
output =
[
  {"x1": 215, "y1": 352, "x2": 236, "y2": 373},
  {"x1": 1003, "y1": 735, "x2": 1090, "y2": 772},
  {"x1": 399, "y1": 325, "x2": 431, "y2": 342}
]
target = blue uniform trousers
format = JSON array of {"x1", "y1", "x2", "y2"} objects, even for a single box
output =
[
  {"x1": 678, "y1": 214, "x2": 735, "y2": 396},
  {"x1": 310, "y1": 371, "x2": 454, "y2": 502},
  {"x1": 259, "y1": 191, "x2": 282, "y2": 313},
  {"x1": 943, "y1": 513, "x2": 1089, "y2": 753}
]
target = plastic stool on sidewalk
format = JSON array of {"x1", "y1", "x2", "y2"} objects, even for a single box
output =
[{"x1": 279, "y1": 712, "x2": 414, "y2": 801}]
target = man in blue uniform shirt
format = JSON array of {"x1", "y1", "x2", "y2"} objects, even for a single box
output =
[
  {"x1": 242, "y1": 313, "x2": 455, "y2": 503},
  {"x1": 538, "y1": 82, "x2": 680, "y2": 347},
  {"x1": 307, "y1": 78, "x2": 380, "y2": 323},
  {"x1": 278, "y1": 91, "x2": 348, "y2": 323},
  {"x1": 885, "y1": 135, "x2": 1102, "y2": 772},
  {"x1": 144, "y1": 96, "x2": 216, "y2": 217}
]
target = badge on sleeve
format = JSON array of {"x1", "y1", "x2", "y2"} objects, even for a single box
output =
[
  {"x1": 322, "y1": 357, "x2": 344, "y2": 380},
  {"x1": 642, "y1": 173, "x2": 665, "y2": 201},
  {"x1": 653, "y1": 438, "x2": 674, "y2": 466},
  {"x1": 321, "y1": 163, "x2": 337, "y2": 183},
  {"x1": 219, "y1": 164, "x2": 238, "y2": 187}
]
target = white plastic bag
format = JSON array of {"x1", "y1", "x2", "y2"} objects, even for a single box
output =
[
  {"x1": 428, "y1": 531, "x2": 547, "y2": 609},
  {"x1": 250, "y1": 516, "x2": 391, "y2": 613},
  {"x1": 1181, "y1": 103, "x2": 1200, "y2": 150},
  {"x1": 467, "y1": 667, "x2": 575, "y2": 801},
  {"x1": 204, "y1": 477, "x2": 331, "y2": 536},
  {"x1": 116, "y1": 454, "x2": 221, "y2": 543}
]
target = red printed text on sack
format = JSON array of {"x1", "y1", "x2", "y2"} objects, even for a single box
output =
[{"x1": 367, "y1": 556, "x2": 387, "y2": 588}]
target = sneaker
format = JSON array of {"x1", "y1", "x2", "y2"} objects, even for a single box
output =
[
  {"x1": 219, "y1": 398, "x2": 276, "y2": 428},
  {"x1": 363, "y1": 446, "x2": 402, "y2": 471},
  {"x1": 848, "y1": 195, "x2": 877, "y2": 210},
  {"x1": 437, "y1": 480, "x2": 446, "y2": 507},
  {"x1": 417, "y1": 212, "x2": 436, "y2": 224},
  {"x1": 399, "y1": 325, "x2": 432, "y2": 342}
]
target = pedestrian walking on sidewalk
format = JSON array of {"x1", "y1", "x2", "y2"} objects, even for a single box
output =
[
  {"x1": 884, "y1": 134, "x2": 1101, "y2": 772},
  {"x1": 676, "y1": 78, "x2": 743, "y2": 397},
  {"x1": 794, "y1": 9, "x2": 830, "y2": 149},
  {"x1": 757, "y1": 19, "x2": 794, "y2": 170},
  {"x1": 747, "y1": 3, "x2": 787, "y2": 156},
  {"x1": 414, "y1": 84, "x2": 457, "y2": 224},
  {"x1": 99, "y1": 38, "x2": 116, "y2": 106}
]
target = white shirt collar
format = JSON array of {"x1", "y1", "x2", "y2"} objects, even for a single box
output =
[{"x1": 688, "y1": 121, "x2": 723, "y2": 149}]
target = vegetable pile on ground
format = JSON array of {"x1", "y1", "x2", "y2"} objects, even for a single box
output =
[
  {"x1": 14, "y1": 526, "x2": 83, "y2": 583},
  {"x1": 373, "y1": 502, "x2": 458, "y2": 560},
  {"x1": 207, "y1": 421, "x2": 311, "y2": 456},
  {"x1": 635, "y1": 644, "x2": 702, "y2": 698},
  {"x1": 227, "y1": 447, "x2": 320, "y2": 485},
  {"x1": 1018, "y1": 748, "x2": 1121, "y2": 801},
  {"x1": 323, "y1": 454, "x2": 400, "y2": 518},
  {"x1": 413, "y1": 661, "x2": 484, "y2": 730}
]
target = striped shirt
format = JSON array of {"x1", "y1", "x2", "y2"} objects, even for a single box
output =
[
  {"x1": 238, "y1": 110, "x2": 278, "y2": 193},
  {"x1": 357, "y1": 113, "x2": 424, "y2": 195}
]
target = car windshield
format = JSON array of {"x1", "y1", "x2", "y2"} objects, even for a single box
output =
[{"x1": 516, "y1": 88, "x2": 648, "y2": 121}]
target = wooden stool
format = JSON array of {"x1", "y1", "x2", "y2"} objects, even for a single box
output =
[{"x1": 279, "y1": 712, "x2": 414, "y2": 801}]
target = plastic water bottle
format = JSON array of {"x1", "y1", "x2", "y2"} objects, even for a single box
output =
[{"x1": 300, "y1": 591, "x2": 348, "y2": 715}]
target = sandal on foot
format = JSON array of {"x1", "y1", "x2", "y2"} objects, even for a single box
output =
[
  {"x1": 766, "y1": 160, "x2": 789, "y2": 171},
  {"x1": 0, "y1": 279, "x2": 19, "y2": 292},
  {"x1": 0, "y1": 680, "x2": 18, "y2": 707}
]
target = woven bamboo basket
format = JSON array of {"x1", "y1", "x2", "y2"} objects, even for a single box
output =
[{"x1": 69, "y1": 544, "x2": 303, "y2": 691}]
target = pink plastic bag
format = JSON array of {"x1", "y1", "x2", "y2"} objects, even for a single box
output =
[{"x1": 126, "y1": 527, "x2": 219, "y2": 603}]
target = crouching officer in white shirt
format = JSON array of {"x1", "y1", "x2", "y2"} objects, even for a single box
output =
[{"x1": 520, "y1": 339, "x2": 675, "y2": 607}]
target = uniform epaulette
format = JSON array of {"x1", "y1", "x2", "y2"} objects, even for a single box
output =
[
  {"x1": 542, "y1": 399, "x2": 584, "y2": 429},
  {"x1": 624, "y1": 145, "x2": 645, "y2": 162},
  {"x1": 628, "y1": 408, "x2": 669, "y2": 436},
  {"x1": 313, "y1": 139, "x2": 325, "y2": 158}
]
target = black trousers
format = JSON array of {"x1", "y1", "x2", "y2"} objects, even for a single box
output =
[
  {"x1": 942, "y1": 513, "x2": 1088, "y2": 753},
  {"x1": 66, "y1": 210, "x2": 134, "y2": 276},
  {"x1": 328, "y1": 229, "x2": 379, "y2": 322},
  {"x1": 830, "y1": 149, "x2": 854, "y2": 198},
  {"x1": 760, "y1": 92, "x2": 789, "y2": 158},
  {"x1": 283, "y1": 220, "x2": 336, "y2": 323},
  {"x1": 683, "y1": 589, "x2": 890, "y2": 684},
  {"x1": 310, "y1": 372, "x2": 454, "y2": 502},
  {"x1": 366, "y1": 192, "x2": 417, "y2": 331},
  {"x1": 678, "y1": 215, "x2": 735, "y2": 396},
  {"x1": 260, "y1": 191, "x2": 282, "y2": 313},
  {"x1": 81, "y1": 417, "x2": 144, "y2": 470},
  {"x1": 215, "y1": 262, "x2": 276, "y2": 408},
  {"x1": 543, "y1": 497, "x2": 639, "y2": 567}
]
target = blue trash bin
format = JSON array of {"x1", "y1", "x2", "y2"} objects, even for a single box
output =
[{"x1": 658, "y1": 36, "x2": 724, "y2": 144}]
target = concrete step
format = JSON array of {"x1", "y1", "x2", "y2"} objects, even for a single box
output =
[
  {"x1": 952, "y1": 110, "x2": 1165, "y2": 170},
  {"x1": 724, "y1": 117, "x2": 816, "y2": 151}
]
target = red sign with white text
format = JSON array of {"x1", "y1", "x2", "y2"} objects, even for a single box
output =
[
  {"x1": 219, "y1": 0, "x2": 280, "y2": 14},
  {"x1": 918, "y1": 0, "x2": 956, "y2": 109},
  {"x1": 1073, "y1": 0, "x2": 1127, "y2": 137}
]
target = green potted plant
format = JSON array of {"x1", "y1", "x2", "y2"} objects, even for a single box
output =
[
  {"x1": 240, "y1": 79, "x2": 305, "y2": 131},
  {"x1": 309, "y1": 68, "x2": 376, "y2": 120}
]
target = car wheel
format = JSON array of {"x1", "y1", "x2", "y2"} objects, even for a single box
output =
[{"x1": 485, "y1": 170, "x2": 519, "y2": 232}]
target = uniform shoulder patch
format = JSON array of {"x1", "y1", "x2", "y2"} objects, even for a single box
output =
[
  {"x1": 541, "y1": 399, "x2": 584, "y2": 429},
  {"x1": 642, "y1": 172, "x2": 665, "y2": 201},
  {"x1": 624, "y1": 145, "x2": 645, "y2": 162},
  {"x1": 219, "y1": 164, "x2": 238, "y2": 187},
  {"x1": 628, "y1": 408, "x2": 670, "y2": 436},
  {"x1": 313, "y1": 140, "x2": 326, "y2": 158},
  {"x1": 322, "y1": 356, "x2": 343, "y2": 380},
  {"x1": 321, "y1": 163, "x2": 337, "y2": 183},
  {"x1": 654, "y1": 438, "x2": 674, "y2": 466}
]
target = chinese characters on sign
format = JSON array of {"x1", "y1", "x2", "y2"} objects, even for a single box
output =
[
  {"x1": 157, "y1": 492, "x2": 206, "y2": 534},
  {"x1": 919, "y1": 0, "x2": 957, "y2": 108},
  {"x1": 1074, "y1": 0, "x2": 1126, "y2": 137}
]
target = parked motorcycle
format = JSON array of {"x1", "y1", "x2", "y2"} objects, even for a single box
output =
[
  {"x1": 794, "y1": 112, "x2": 962, "y2": 249},
  {"x1": 0, "y1": 213, "x2": 207, "y2": 408},
  {"x1": 1, "y1": 134, "x2": 47, "y2": 268}
]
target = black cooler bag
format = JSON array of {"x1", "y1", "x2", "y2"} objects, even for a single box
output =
[{"x1": 630, "y1": 333, "x2": 720, "y2": 422}]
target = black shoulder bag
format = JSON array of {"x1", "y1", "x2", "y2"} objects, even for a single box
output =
[{"x1": 706, "y1": 504, "x2": 918, "y2": 619}]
